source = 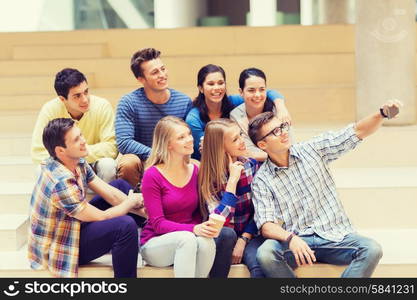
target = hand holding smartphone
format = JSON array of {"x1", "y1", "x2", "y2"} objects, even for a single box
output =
[{"x1": 380, "y1": 99, "x2": 402, "y2": 119}]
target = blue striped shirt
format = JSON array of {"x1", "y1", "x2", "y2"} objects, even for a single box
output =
[
  {"x1": 252, "y1": 124, "x2": 362, "y2": 242},
  {"x1": 115, "y1": 88, "x2": 192, "y2": 159}
]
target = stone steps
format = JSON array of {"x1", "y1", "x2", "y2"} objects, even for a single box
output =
[
  {"x1": 2, "y1": 262, "x2": 415, "y2": 278},
  {"x1": 0, "y1": 25, "x2": 355, "y2": 60},
  {"x1": 12, "y1": 44, "x2": 107, "y2": 60},
  {"x1": 0, "y1": 134, "x2": 30, "y2": 157},
  {"x1": 294, "y1": 124, "x2": 417, "y2": 168},
  {"x1": 0, "y1": 73, "x2": 97, "y2": 94},
  {"x1": 0, "y1": 214, "x2": 28, "y2": 252},
  {"x1": 0, "y1": 157, "x2": 36, "y2": 181},
  {"x1": 0, "y1": 54, "x2": 355, "y2": 89}
]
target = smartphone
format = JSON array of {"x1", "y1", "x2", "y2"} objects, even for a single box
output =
[{"x1": 382, "y1": 105, "x2": 399, "y2": 119}]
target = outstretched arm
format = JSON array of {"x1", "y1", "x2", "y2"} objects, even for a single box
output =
[{"x1": 355, "y1": 100, "x2": 402, "y2": 140}]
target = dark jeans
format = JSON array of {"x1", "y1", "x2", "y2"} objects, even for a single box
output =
[
  {"x1": 89, "y1": 178, "x2": 147, "y2": 227},
  {"x1": 78, "y1": 179, "x2": 143, "y2": 278},
  {"x1": 209, "y1": 227, "x2": 265, "y2": 278}
]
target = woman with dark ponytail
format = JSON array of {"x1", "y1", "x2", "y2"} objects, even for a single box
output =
[{"x1": 230, "y1": 67, "x2": 291, "y2": 161}]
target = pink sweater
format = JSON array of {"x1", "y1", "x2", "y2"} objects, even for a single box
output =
[{"x1": 140, "y1": 164, "x2": 202, "y2": 245}]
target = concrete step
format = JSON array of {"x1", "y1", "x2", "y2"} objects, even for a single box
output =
[
  {"x1": 334, "y1": 167, "x2": 417, "y2": 229},
  {"x1": 0, "y1": 73, "x2": 96, "y2": 94},
  {"x1": 13, "y1": 44, "x2": 107, "y2": 60},
  {"x1": 0, "y1": 111, "x2": 38, "y2": 134},
  {"x1": 1, "y1": 229, "x2": 415, "y2": 277},
  {"x1": 0, "y1": 25, "x2": 355, "y2": 60},
  {"x1": 0, "y1": 157, "x2": 36, "y2": 181},
  {"x1": 0, "y1": 134, "x2": 31, "y2": 157},
  {"x1": 358, "y1": 229, "x2": 417, "y2": 265},
  {"x1": 0, "y1": 75, "x2": 55, "y2": 94},
  {"x1": 0, "y1": 54, "x2": 355, "y2": 89},
  {"x1": 0, "y1": 87, "x2": 132, "y2": 111},
  {"x1": 0, "y1": 214, "x2": 28, "y2": 251},
  {"x1": 293, "y1": 124, "x2": 417, "y2": 168},
  {"x1": 0, "y1": 182, "x2": 33, "y2": 214}
]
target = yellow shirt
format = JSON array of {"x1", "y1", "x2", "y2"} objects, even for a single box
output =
[{"x1": 31, "y1": 95, "x2": 118, "y2": 164}]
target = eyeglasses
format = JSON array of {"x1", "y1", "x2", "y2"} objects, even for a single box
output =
[{"x1": 259, "y1": 122, "x2": 290, "y2": 141}]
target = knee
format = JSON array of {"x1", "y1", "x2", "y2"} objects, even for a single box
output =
[
  {"x1": 117, "y1": 154, "x2": 143, "y2": 187},
  {"x1": 217, "y1": 227, "x2": 237, "y2": 247},
  {"x1": 118, "y1": 154, "x2": 143, "y2": 172},
  {"x1": 95, "y1": 158, "x2": 117, "y2": 182},
  {"x1": 197, "y1": 237, "x2": 216, "y2": 254},
  {"x1": 176, "y1": 231, "x2": 198, "y2": 249},
  {"x1": 256, "y1": 240, "x2": 284, "y2": 266},
  {"x1": 109, "y1": 178, "x2": 134, "y2": 192},
  {"x1": 363, "y1": 239, "x2": 383, "y2": 261},
  {"x1": 116, "y1": 216, "x2": 138, "y2": 236}
]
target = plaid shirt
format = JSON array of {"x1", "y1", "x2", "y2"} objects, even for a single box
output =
[
  {"x1": 252, "y1": 124, "x2": 362, "y2": 242},
  {"x1": 28, "y1": 157, "x2": 95, "y2": 277},
  {"x1": 208, "y1": 157, "x2": 259, "y2": 236}
]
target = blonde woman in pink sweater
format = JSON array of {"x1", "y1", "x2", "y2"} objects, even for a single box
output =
[{"x1": 139, "y1": 116, "x2": 218, "y2": 277}]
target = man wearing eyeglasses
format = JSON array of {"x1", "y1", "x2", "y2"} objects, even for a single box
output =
[{"x1": 247, "y1": 100, "x2": 402, "y2": 278}]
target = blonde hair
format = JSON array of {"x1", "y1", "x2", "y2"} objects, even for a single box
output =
[
  {"x1": 145, "y1": 116, "x2": 191, "y2": 169},
  {"x1": 198, "y1": 118, "x2": 237, "y2": 220}
]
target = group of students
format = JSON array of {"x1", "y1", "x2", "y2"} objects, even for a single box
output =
[{"x1": 28, "y1": 47, "x2": 402, "y2": 278}]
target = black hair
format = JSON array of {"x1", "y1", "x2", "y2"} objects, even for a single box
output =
[
  {"x1": 54, "y1": 68, "x2": 87, "y2": 99},
  {"x1": 239, "y1": 67, "x2": 274, "y2": 113},
  {"x1": 193, "y1": 64, "x2": 233, "y2": 123}
]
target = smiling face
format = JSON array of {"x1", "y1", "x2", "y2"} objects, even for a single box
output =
[
  {"x1": 240, "y1": 75, "x2": 267, "y2": 112},
  {"x1": 168, "y1": 124, "x2": 194, "y2": 156},
  {"x1": 138, "y1": 58, "x2": 168, "y2": 91},
  {"x1": 60, "y1": 81, "x2": 90, "y2": 119},
  {"x1": 256, "y1": 117, "x2": 291, "y2": 155},
  {"x1": 223, "y1": 124, "x2": 246, "y2": 158},
  {"x1": 199, "y1": 71, "x2": 226, "y2": 105}
]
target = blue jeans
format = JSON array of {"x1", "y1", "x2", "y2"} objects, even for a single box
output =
[
  {"x1": 210, "y1": 227, "x2": 265, "y2": 278},
  {"x1": 242, "y1": 235, "x2": 266, "y2": 278},
  {"x1": 257, "y1": 233, "x2": 383, "y2": 278}
]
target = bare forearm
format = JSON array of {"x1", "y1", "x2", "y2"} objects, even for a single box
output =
[
  {"x1": 354, "y1": 111, "x2": 384, "y2": 140},
  {"x1": 261, "y1": 222, "x2": 292, "y2": 241},
  {"x1": 102, "y1": 185, "x2": 128, "y2": 206},
  {"x1": 102, "y1": 201, "x2": 131, "y2": 220}
]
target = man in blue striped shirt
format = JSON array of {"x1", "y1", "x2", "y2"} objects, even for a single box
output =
[
  {"x1": 248, "y1": 100, "x2": 402, "y2": 277},
  {"x1": 115, "y1": 48, "x2": 192, "y2": 189}
]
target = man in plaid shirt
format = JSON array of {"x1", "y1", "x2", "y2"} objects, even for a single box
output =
[
  {"x1": 248, "y1": 100, "x2": 401, "y2": 278},
  {"x1": 28, "y1": 118, "x2": 144, "y2": 277}
]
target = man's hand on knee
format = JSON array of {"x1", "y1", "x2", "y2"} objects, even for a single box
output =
[{"x1": 288, "y1": 235, "x2": 316, "y2": 267}]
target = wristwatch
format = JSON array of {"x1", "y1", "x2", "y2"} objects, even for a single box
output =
[{"x1": 239, "y1": 236, "x2": 250, "y2": 244}]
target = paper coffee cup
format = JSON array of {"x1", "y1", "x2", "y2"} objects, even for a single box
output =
[{"x1": 209, "y1": 213, "x2": 225, "y2": 237}]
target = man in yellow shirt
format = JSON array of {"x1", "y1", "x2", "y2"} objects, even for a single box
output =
[{"x1": 31, "y1": 68, "x2": 118, "y2": 182}]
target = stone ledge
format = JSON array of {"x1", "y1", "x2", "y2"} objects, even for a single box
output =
[{"x1": 0, "y1": 263, "x2": 345, "y2": 278}]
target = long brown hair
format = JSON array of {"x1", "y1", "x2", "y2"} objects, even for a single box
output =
[
  {"x1": 198, "y1": 118, "x2": 237, "y2": 220},
  {"x1": 146, "y1": 116, "x2": 191, "y2": 169}
]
